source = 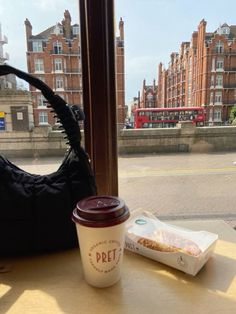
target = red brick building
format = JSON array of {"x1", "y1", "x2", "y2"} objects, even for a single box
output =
[
  {"x1": 25, "y1": 11, "x2": 125, "y2": 126},
  {"x1": 157, "y1": 19, "x2": 236, "y2": 123},
  {"x1": 132, "y1": 79, "x2": 158, "y2": 116},
  {"x1": 116, "y1": 17, "x2": 126, "y2": 125},
  {"x1": 139, "y1": 79, "x2": 158, "y2": 108}
]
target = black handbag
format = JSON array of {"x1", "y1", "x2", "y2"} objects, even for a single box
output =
[{"x1": 0, "y1": 64, "x2": 97, "y2": 255}]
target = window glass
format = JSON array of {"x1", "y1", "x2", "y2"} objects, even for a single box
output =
[
  {"x1": 73, "y1": 26, "x2": 79, "y2": 35},
  {"x1": 216, "y1": 58, "x2": 224, "y2": 69},
  {"x1": 210, "y1": 92, "x2": 214, "y2": 103},
  {"x1": 32, "y1": 41, "x2": 43, "y2": 52},
  {"x1": 53, "y1": 41, "x2": 62, "y2": 54},
  {"x1": 54, "y1": 58, "x2": 63, "y2": 71},
  {"x1": 215, "y1": 40, "x2": 224, "y2": 53},
  {"x1": 53, "y1": 24, "x2": 63, "y2": 35},
  {"x1": 1, "y1": 0, "x2": 236, "y2": 230},
  {"x1": 34, "y1": 59, "x2": 44, "y2": 72},
  {"x1": 211, "y1": 75, "x2": 214, "y2": 86},
  {"x1": 216, "y1": 75, "x2": 223, "y2": 86},
  {"x1": 55, "y1": 76, "x2": 64, "y2": 89},
  {"x1": 211, "y1": 57, "x2": 215, "y2": 71},
  {"x1": 37, "y1": 94, "x2": 46, "y2": 107},
  {"x1": 215, "y1": 91, "x2": 222, "y2": 103},
  {"x1": 39, "y1": 111, "x2": 48, "y2": 124},
  {"x1": 214, "y1": 109, "x2": 222, "y2": 120}
]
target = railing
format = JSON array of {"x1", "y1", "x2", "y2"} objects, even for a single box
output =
[
  {"x1": 211, "y1": 49, "x2": 236, "y2": 55},
  {"x1": 223, "y1": 100, "x2": 236, "y2": 105},
  {"x1": 64, "y1": 87, "x2": 82, "y2": 92},
  {"x1": 50, "y1": 50, "x2": 80, "y2": 55},
  {"x1": 224, "y1": 68, "x2": 236, "y2": 72},
  {"x1": 64, "y1": 68, "x2": 82, "y2": 74},
  {"x1": 224, "y1": 84, "x2": 236, "y2": 89},
  {"x1": 224, "y1": 50, "x2": 236, "y2": 55}
]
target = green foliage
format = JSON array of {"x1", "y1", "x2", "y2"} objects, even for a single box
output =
[{"x1": 229, "y1": 105, "x2": 236, "y2": 124}]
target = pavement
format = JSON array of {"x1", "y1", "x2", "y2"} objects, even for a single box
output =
[
  {"x1": 12, "y1": 151, "x2": 236, "y2": 229},
  {"x1": 118, "y1": 152, "x2": 236, "y2": 229}
]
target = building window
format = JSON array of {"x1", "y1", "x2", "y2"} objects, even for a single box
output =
[
  {"x1": 209, "y1": 108, "x2": 213, "y2": 121},
  {"x1": 34, "y1": 59, "x2": 44, "y2": 72},
  {"x1": 146, "y1": 92, "x2": 153, "y2": 102},
  {"x1": 223, "y1": 27, "x2": 229, "y2": 34},
  {"x1": 32, "y1": 41, "x2": 43, "y2": 52},
  {"x1": 37, "y1": 94, "x2": 46, "y2": 107},
  {"x1": 53, "y1": 23, "x2": 63, "y2": 35},
  {"x1": 215, "y1": 91, "x2": 222, "y2": 103},
  {"x1": 37, "y1": 76, "x2": 45, "y2": 83},
  {"x1": 210, "y1": 92, "x2": 214, "y2": 104},
  {"x1": 39, "y1": 111, "x2": 48, "y2": 124},
  {"x1": 211, "y1": 75, "x2": 214, "y2": 86},
  {"x1": 146, "y1": 102, "x2": 152, "y2": 108},
  {"x1": 214, "y1": 108, "x2": 222, "y2": 121},
  {"x1": 211, "y1": 57, "x2": 215, "y2": 71},
  {"x1": 216, "y1": 58, "x2": 224, "y2": 70},
  {"x1": 215, "y1": 41, "x2": 224, "y2": 54},
  {"x1": 216, "y1": 75, "x2": 223, "y2": 86},
  {"x1": 217, "y1": 25, "x2": 230, "y2": 36},
  {"x1": 54, "y1": 58, "x2": 63, "y2": 71},
  {"x1": 55, "y1": 76, "x2": 64, "y2": 89},
  {"x1": 53, "y1": 41, "x2": 62, "y2": 54},
  {"x1": 73, "y1": 25, "x2": 79, "y2": 35}
]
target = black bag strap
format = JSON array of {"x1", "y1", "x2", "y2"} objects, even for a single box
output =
[{"x1": 0, "y1": 64, "x2": 82, "y2": 151}]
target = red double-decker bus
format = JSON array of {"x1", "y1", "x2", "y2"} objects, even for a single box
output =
[{"x1": 133, "y1": 107, "x2": 205, "y2": 128}]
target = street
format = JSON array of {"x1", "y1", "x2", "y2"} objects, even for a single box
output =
[
  {"x1": 12, "y1": 151, "x2": 236, "y2": 225},
  {"x1": 119, "y1": 152, "x2": 236, "y2": 223}
]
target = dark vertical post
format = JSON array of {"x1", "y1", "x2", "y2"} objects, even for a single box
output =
[{"x1": 78, "y1": 0, "x2": 118, "y2": 196}]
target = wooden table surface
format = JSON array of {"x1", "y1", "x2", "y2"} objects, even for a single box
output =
[{"x1": 0, "y1": 220, "x2": 236, "y2": 314}]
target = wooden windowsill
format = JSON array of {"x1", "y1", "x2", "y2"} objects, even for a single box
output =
[{"x1": 0, "y1": 220, "x2": 236, "y2": 314}]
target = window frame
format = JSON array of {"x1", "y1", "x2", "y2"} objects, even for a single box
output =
[
  {"x1": 216, "y1": 74, "x2": 223, "y2": 86},
  {"x1": 55, "y1": 76, "x2": 64, "y2": 90},
  {"x1": 34, "y1": 58, "x2": 44, "y2": 73},
  {"x1": 38, "y1": 111, "x2": 48, "y2": 125},
  {"x1": 79, "y1": 0, "x2": 118, "y2": 195},
  {"x1": 32, "y1": 41, "x2": 43, "y2": 52},
  {"x1": 216, "y1": 58, "x2": 224, "y2": 70},
  {"x1": 215, "y1": 91, "x2": 222, "y2": 103},
  {"x1": 73, "y1": 25, "x2": 80, "y2": 35},
  {"x1": 53, "y1": 41, "x2": 62, "y2": 54},
  {"x1": 54, "y1": 58, "x2": 63, "y2": 72},
  {"x1": 37, "y1": 94, "x2": 46, "y2": 108}
]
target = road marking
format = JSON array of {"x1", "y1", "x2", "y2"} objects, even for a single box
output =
[{"x1": 119, "y1": 166, "x2": 236, "y2": 178}]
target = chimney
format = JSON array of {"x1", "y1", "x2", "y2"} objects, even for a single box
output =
[
  {"x1": 138, "y1": 91, "x2": 140, "y2": 108},
  {"x1": 119, "y1": 17, "x2": 124, "y2": 41},
  {"x1": 62, "y1": 10, "x2": 72, "y2": 39},
  {"x1": 24, "y1": 18, "x2": 32, "y2": 51}
]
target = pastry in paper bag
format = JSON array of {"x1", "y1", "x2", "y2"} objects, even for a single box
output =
[{"x1": 125, "y1": 211, "x2": 218, "y2": 275}]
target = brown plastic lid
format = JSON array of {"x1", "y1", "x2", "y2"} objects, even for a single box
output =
[{"x1": 72, "y1": 196, "x2": 130, "y2": 227}]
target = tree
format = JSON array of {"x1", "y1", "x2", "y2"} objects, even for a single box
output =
[{"x1": 229, "y1": 105, "x2": 236, "y2": 124}]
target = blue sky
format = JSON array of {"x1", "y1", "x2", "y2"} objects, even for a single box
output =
[{"x1": 0, "y1": 0, "x2": 236, "y2": 104}]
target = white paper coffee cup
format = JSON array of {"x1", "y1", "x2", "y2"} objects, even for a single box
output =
[{"x1": 72, "y1": 196, "x2": 130, "y2": 288}]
